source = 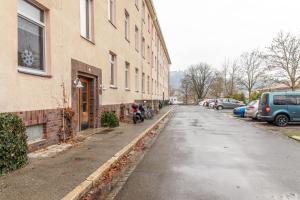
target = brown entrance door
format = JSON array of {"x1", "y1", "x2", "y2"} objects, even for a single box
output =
[{"x1": 79, "y1": 78, "x2": 90, "y2": 130}]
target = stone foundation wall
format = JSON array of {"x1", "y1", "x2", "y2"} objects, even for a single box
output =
[{"x1": 15, "y1": 109, "x2": 63, "y2": 152}]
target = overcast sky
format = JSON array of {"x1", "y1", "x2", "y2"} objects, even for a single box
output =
[{"x1": 153, "y1": 0, "x2": 300, "y2": 71}]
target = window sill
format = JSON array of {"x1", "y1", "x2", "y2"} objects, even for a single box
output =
[
  {"x1": 110, "y1": 85, "x2": 118, "y2": 89},
  {"x1": 135, "y1": 90, "x2": 139, "y2": 93},
  {"x1": 80, "y1": 36, "x2": 95, "y2": 45},
  {"x1": 125, "y1": 88, "x2": 130, "y2": 91},
  {"x1": 18, "y1": 68, "x2": 52, "y2": 78},
  {"x1": 108, "y1": 20, "x2": 117, "y2": 29}
]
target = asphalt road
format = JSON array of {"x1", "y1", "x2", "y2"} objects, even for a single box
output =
[{"x1": 115, "y1": 106, "x2": 300, "y2": 200}]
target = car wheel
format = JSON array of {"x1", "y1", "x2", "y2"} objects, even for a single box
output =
[
  {"x1": 217, "y1": 106, "x2": 223, "y2": 110},
  {"x1": 275, "y1": 114, "x2": 289, "y2": 127}
]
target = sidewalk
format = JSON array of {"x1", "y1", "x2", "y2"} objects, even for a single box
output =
[{"x1": 0, "y1": 106, "x2": 173, "y2": 200}]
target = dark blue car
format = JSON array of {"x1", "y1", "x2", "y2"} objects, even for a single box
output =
[{"x1": 233, "y1": 106, "x2": 246, "y2": 118}]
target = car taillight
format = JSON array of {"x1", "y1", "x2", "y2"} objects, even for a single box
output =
[
  {"x1": 248, "y1": 106, "x2": 255, "y2": 109},
  {"x1": 266, "y1": 105, "x2": 271, "y2": 113}
]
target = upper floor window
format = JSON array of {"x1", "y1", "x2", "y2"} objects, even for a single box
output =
[
  {"x1": 109, "y1": 52, "x2": 117, "y2": 87},
  {"x1": 108, "y1": 0, "x2": 116, "y2": 25},
  {"x1": 125, "y1": 62, "x2": 130, "y2": 89},
  {"x1": 18, "y1": 0, "x2": 45, "y2": 72},
  {"x1": 135, "y1": 26, "x2": 139, "y2": 52},
  {"x1": 125, "y1": 10, "x2": 130, "y2": 41},
  {"x1": 135, "y1": 68, "x2": 139, "y2": 92},
  {"x1": 148, "y1": 14, "x2": 151, "y2": 33},
  {"x1": 141, "y1": 37, "x2": 145, "y2": 58},
  {"x1": 142, "y1": 1, "x2": 145, "y2": 22},
  {"x1": 142, "y1": 72, "x2": 145, "y2": 93},
  {"x1": 80, "y1": 0, "x2": 94, "y2": 41}
]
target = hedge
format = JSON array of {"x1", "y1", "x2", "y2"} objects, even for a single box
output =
[{"x1": 0, "y1": 113, "x2": 28, "y2": 175}]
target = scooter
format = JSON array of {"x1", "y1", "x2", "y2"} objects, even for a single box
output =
[{"x1": 133, "y1": 110, "x2": 144, "y2": 124}]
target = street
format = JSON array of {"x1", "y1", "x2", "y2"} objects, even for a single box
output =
[{"x1": 116, "y1": 106, "x2": 300, "y2": 200}]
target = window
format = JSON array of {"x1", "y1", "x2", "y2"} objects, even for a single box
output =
[
  {"x1": 147, "y1": 45, "x2": 150, "y2": 63},
  {"x1": 147, "y1": 76, "x2": 150, "y2": 94},
  {"x1": 109, "y1": 52, "x2": 117, "y2": 86},
  {"x1": 125, "y1": 62, "x2": 130, "y2": 89},
  {"x1": 18, "y1": 0, "x2": 45, "y2": 72},
  {"x1": 142, "y1": 73, "x2": 145, "y2": 93},
  {"x1": 148, "y1": 14, "x2": 150, "y2": 32},
  {"x1": 80, "y1": 0, "x2": 93, "y2": 41},
  {"x1": 151, "y1": 52, "x2": 154, "y2": 67},
  {"x1": 125, "y1": 10, "x2": 130, "y2": 41},
  {"x1": 135, "y1": 26, "x2": 139, "y2": 52},
  {"x1": 151, "y1": 78, "x2": 154, "y2": 94},
  {"x1": 141, "y1": 37, "x2": 145, "y2": 58},
  {"x1": 135, "y1": 0, "x2": 139, "y2": 9},
  {"x1": 286, "y1": 95, "x2": 300, "y2": 105},
  {"x1": 273, "y1": 95, "x2": 287, "y2": 105},
  {"x1": 142, "y1": 1, "x2": 145, "y2": 22},
  {"x1": 135, "y1": 68, "x2": 139, "y2": 91},
  {"x1": 108, "y1": 0, "x2": 116, "y2": 25}
]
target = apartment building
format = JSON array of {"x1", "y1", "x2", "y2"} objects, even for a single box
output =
[{"x1": 0, "y1": 0, "x2": 171, "y2": 151}]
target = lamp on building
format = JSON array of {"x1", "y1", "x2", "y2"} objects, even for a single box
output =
[{"x1": 73, "y1": 78, "x2": 84, "y2": 88}]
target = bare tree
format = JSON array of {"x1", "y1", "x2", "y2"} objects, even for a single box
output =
[
  {"x1": 238, "y1": 50, "x2": 265, "y2": 100},
  {"x1": 180, "y1": 74, "x2": 192, "y2": 104},
  {"x1": 209, "y1": 71, "x2": 224, "y2": 98},
  {"x1": 186, "y1": 63, "x2": 216, "y2": 100},
  {"x1": 222, "y1": 58, "x2": 239, "y2": 96},
  {"x1": 266, "y1": 31, "x2": 300, "y2": 91}
]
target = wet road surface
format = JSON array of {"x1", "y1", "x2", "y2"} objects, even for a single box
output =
[{"x1": 116, "y1": 106, "x2": 300, "y2": 200}]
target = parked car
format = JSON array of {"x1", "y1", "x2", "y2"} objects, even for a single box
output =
[
  {"x1": 258, "y1": 92, "x2": 300, "y2": 127},
  {"x1": 215, "y1": 98, "x2": 245, "y2": 110},
  {"x1": 233, "y1": 106, "x2": 246, "y2": 118},
  {"x1": 203, "y1": 99, "x2": 215, "y2": 107},
  {"x1": 245, "y1": 100, "x2": 259, "y2": 119}
]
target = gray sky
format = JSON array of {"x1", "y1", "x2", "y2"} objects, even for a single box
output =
[{"x1": 153, "y1": 0, "x2": 300, "y2": 71}]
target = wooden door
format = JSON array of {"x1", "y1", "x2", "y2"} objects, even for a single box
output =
[{"x1": 79, "y1": 78, "x2": 90, "y2": 130}]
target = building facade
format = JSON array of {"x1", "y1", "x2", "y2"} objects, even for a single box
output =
[{"x1": 0, "y1": 0, "x2": 171, "y2": 151}]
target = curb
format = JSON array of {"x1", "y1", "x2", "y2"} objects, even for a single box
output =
[
  {"x1": 290, "y1": 135, "x2": 300, "y2": 142},
  {"x1": 61, "y1": 108, "x2": 174, "y2": 200}
]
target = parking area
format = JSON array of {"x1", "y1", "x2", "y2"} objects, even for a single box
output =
[{"x1": 223, "y1": 109, "x2": 300, "y2": 140}]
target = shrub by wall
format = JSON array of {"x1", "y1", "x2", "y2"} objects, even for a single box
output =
[
  {"x1": 101, "y1": 112, "x2": 119, "y2": 128},
  {"x1": 0, "y1": 113, "x2": 28, "y2": 175}
]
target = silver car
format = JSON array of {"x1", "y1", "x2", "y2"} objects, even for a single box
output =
[{"x1": 245, "y1": 100, "x2": 259, "y2": 119}]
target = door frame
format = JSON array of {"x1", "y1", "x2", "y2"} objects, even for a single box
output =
[{"x1": 71, "y1": 59, "x2": 102, "y2": 132}]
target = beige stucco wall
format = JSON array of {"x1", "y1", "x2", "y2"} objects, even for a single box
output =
[{"x1": 0, "y1": 0, "x2": 170, "y2": 113}]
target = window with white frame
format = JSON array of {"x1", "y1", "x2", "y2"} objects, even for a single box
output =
[
  {"x1": 147, "y1": 45, "x2": 150, "y2": 63},
  {"x1": 151, "y1": 78, "x2": 154, "y2": 94},
  {"x1": 148, "y1": 14, "x2": 150, "y2": 33},
  {"x1": 135, "y1": 26, "x2": 139, "y2": 52},
  {"x1": 18, "y1": 0, "x2": 46, "y2": 71},
  {"x1": 142, "y1": 1, "x2": 145, "y2": 22},
  {"x1": 125, "y1": 62, "x2": 130, "y2": 89},
  {"x1": 125, "y1": 10, "x2": 130, "y2": 41},
  {"x1": 80, "y1": 0, "x2": 93, "y2": 41},
  {"x1": 135, "y1": 68, "x2": 139, "y2": 91},
  {"x1": 135, "y1": 0, "x2": 139, "y2": 9},
  {"x1": 147, "y1": 75, "x2": 150, "y2": 94},
  {"x1": 109, "y1": 52, "x2": 117, "y2": 86},
  {"x1": 141, "y1": 37, "x2": 145, "y2": 58},
  {"x1": 142, "y1": 73, "x2": 145, "y2": 93},
  {"x1": 108, "y1": 0, "x2": 116, "y2": 24}
]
